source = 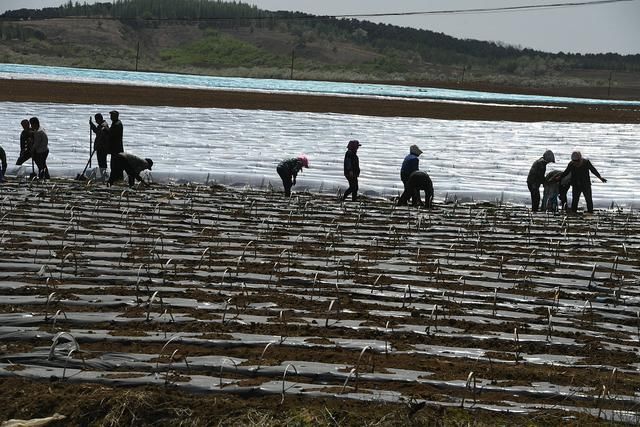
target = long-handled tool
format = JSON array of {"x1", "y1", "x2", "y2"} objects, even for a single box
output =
[
  {"x1": 30, "y1": 159, "x2": 37, "y2": 180},
  {"x1": 75, "y1": 149, "x2": 96, "y2": 181},
  {"x1": 89, "y1": 119, "x2": 93, "y2": 169}
]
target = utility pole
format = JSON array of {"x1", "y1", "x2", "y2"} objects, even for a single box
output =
[
  {"x1": 290, "y1": 49, "x2": 295, "y2": 80},
  {"x1": 135, "y1": 41, "x2": 140, "y2": 71},
  {"x1": 607, "y1": 71, "x2": 613, "y2": 98},
  {"x1": 461, "y1": 66, "x2": 466, "y2": 84}
]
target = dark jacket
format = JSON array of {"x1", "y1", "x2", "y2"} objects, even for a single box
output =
[
  {"x1": 527, "y1": 157, "x2": 548, "y2": 186},
  {"x1": 561, "y1": 159, "x2": 602, "y2": 189},
  {"x1": 277, "y1": 158, "x2": 304, "y2": 179},
  {"x1": 0, "y1": 145, "x2": 6, "y2": 172},
  {"x1": 90, "y1": 120, "x2": 110, "y2": 152},
  {"x1": 398, "y1": 170, "x2": 434, "y2": 207},
  {"x1": 400, "y1": 153, "x2": 420, "y2": 183},
  {"x1": 31, "y1": 129, "x2": 48, "y2": 155},
  {"x1": 344, "y1": 150, "x2": 360, "y2": 177},
  {"x1": 16, "y1": 129, "x2": 33, "y2": 165},
  {"x1": 109, "y1": 152, "x2": 151, "y2": 186},
  {"x1": 109, "y1": 120, "x2": 124, "y2": 154}
]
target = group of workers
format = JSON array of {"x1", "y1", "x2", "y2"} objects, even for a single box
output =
[
  {"x1": 527, "y1": 149, "x2": 606, "y2": 213},
  {"x1": 277, "y1": 140, "x2": 434, "y2": 207},
  {"x1": 1, "y1": 120, "x2": 607, "y2": 213},
  {"x1": 278, "y1": 141, "x2": 607, "y2": 213},
  {"x1": 0, "y1": 111, "x2": 153, "y2": 188}
]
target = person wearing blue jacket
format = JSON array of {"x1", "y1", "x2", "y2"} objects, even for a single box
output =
[
  {"x1": 400, "y1": 144, "x2": 423, "y2": 205},
  {"x1": 400, "y1": 144, "x2": 423, "y2": 185}
]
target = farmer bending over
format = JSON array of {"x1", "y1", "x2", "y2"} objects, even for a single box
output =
[
  {"x1": 397, "y1": 170, "x2": 434, "y2": 208},
  {"x1": 276, "y1": 155, "x2": 309, "y2": 197},
  {"x1": 107, "y1": 152, "x2": 153, "y2": 188}
]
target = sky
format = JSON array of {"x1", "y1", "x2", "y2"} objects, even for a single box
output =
[{"x1": 0, "y1": 0, "x2": 638, "y2": 55}]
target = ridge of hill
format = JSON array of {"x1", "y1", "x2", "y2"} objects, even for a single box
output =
[{"x1": 0, "y1": 0, "x2": 639, "y2": 99}]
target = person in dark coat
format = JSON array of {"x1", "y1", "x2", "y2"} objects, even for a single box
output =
[
  {"x1": 276, "y1": 155, "x2": 308, "y2": 197},
  {"x1": 560, "y1": 151, "x2": 606, "y2": 213},
  {"x1": 29, "y1": 117, "x2": 49, "y2": 180},
  {"x1": 342, "y1": 140, "x2": 361, "y2": 202},
  {"x1": 0, "y1": 145, "x2": 6, "y2": 182},
  {"x1": 90, "y1": 113, "x2": 110, "y2": 179},
  {"x1": 527, "y1": 150, "x2": 555, "y2": 212},
  {"x1": 108, "y1": 110, "x2": 124, "y2": 181},
  {"x1": 16, "y1": 119, "x2": 32, "y2": 166},
  {"x1": 398, "y1": 170, "x2": 433, "y2": 207},
  {"x1": 107, "y1": 152, "x2": 153, "y2": 188}
]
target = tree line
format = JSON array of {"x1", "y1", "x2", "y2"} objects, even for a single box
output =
[{"x1": 1, "y1": 0, "x2": 638, "y2": 73}]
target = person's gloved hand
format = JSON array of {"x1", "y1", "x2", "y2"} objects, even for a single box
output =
[{"x1": 600, "y1": 177, "x2": 607, "y2": 183}]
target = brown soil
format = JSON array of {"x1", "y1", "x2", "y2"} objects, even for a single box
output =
[
  {"x1": 1, "y1": 78, "x2": 638, "y2": 123},
  {"x1": 1, "y1": 79, "x2": 639, "y2": 425},
  {"x1": 1, "y1": 377, "x2": 586, "y2": 427}
]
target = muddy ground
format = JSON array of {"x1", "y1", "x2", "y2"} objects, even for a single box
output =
[
  {"x1": 1, "y1": 80, "x2": 639, "y2": 425},
  {"x1": 0, "y1": 177, "x2": 639, "y2": 426},
  {"x1": 1, "y1": 79, "x2": 639, "y2": 123}
]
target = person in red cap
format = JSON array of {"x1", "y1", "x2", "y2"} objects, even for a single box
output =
[
  {"x1": 276, "y1": 155, "x2": 309, "y2": 197},
  {"x1": 342, "y1": 140, "x2": 361, "y2": 202}
]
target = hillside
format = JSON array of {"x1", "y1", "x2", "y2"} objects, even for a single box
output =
[{"x1": 0, "y1": 0, "x2": 639, "y2": 99}]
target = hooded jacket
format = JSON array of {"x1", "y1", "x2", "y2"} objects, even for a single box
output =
[
  {"x1": 109, "y1": 119, "x2": 124, "y2": 154},
  {"x1": 31, "y1": 128, "x2": 48, "y2": 154},
  {"x1": 561, "y1": 158, "x2": 602, "y2": 189},
  {"x1": 527, "y1": 156, "x2": 552, "y2": 186},
  {"x1": 401, "y1": 154, "x2": 420, "y2": 183},
  {"x1": 344, "y1": 149, "x2": 360, "y2": 178}
]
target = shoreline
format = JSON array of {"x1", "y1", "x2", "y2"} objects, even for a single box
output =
[{"x1": 1, "y1": 78, "x2": 639, "y2": 124}]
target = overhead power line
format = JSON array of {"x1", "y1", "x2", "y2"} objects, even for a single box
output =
[
  {"x1": 329, "y1": 0, "x2": 637, "y2": 18},
  {"x1": 1, "y1": 0, "x2": 636, "y2": 22}
]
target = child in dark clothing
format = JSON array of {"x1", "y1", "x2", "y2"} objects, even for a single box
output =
[
  {"x1": 543, "y1": 170, "x2": 570, "y2": 212},
  {"x1": 342, "y1": 140, "x2": 361, "y2": 202}
]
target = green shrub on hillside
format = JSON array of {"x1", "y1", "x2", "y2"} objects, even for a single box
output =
[{"x1": 160, "y1": 31, "x2": 285, "y2": 68}]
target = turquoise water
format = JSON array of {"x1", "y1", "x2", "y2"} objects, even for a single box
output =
[{"x1": 2, "y1": 63, "x2": 639, "y2": 106}]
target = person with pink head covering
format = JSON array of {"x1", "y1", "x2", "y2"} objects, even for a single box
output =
[
  {"x1": 276, "y1": 155, "x2": 309, "y2": 197},
  {"x1": 342, "y1": 140, "x2": 361, "y2": 202},
  {"x1": 560, "y1": 150, "x2": 607, "y2": 213}
]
